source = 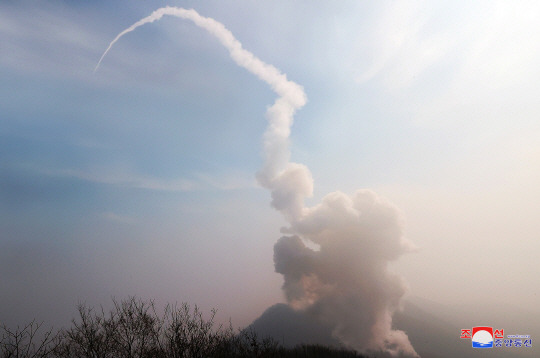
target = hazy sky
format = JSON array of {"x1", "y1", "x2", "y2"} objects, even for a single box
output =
[{"x1": 1, "y1": 0, "x2": 539, "y2": 337}]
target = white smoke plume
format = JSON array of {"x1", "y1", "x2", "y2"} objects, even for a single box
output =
[{"x1": 96, "y1": 6, "x2": 418, "y2": 357}]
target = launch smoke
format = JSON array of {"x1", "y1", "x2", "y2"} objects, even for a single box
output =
[{"x1": 96, "y1": 6, "x2": 418, "y2": 357}]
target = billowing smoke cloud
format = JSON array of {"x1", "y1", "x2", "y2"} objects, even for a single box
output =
[
  {"x1": 275, "y1": 190, "x2": 418, "y2": 356},
  {"x1": 96, "y1": 6, "x2": 417, "y2": 357}
]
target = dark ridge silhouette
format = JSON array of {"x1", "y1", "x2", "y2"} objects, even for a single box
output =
[
  {"x1": 392, "y1": 298, "x2": 527, "y2": 358},
  {"x1": 248, "y1": 303, "x2": 341, "y2": 348}
]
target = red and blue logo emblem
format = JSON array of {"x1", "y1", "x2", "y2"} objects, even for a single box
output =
[{"x1": 471, "y1": 327, "x2": 493, "y2": 348}]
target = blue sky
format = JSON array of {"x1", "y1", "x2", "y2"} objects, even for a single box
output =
[{"x1": 2, "y1": 0, "x2": 540, "y2": 334}]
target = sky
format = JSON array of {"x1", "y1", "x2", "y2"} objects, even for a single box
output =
[{"x1": 1, "y1": 0, "x2": 540, "y2": 347}]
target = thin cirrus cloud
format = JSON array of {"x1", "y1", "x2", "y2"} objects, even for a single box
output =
[
  {"x1": 100, "y1": 211, "x2": 136, "y2": 225},
  {"x1": 356, "y1": 0, "x2": 540, "y2": 128},
  {"x1": 37, "y1": 166, "x2": 255, "y2": 193},
  {"x1": 355, "y1": 0, "x2": 442, "y2": 88},
  {"x1": 0, "y1": 4, "x2": 105, "y2": 76}
]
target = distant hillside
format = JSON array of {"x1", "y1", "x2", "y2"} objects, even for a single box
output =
[
  {"x1": 249, "y1": 298, "x2": 536, "y2": 358},
  {"x1": 248, "y1": 303, "x2": 342, "y2": 348},
  {"x1": 392, "y1": 297, "x2": 534, "y2": 358}
]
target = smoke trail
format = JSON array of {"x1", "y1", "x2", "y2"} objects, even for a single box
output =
[
  {"x1": 96, "y1": 7, "x2": 417, "y2": 357},
  {"x1": 96, "y1": 5, "x2": 310, "y2": 221}
]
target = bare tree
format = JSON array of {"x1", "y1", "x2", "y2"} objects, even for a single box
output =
[
  {"x1": 2, "y1": 297, "x2": 365, "y2": 358},
  {"x1": 57, "y1": 303, "x2": 114, "y2": 358},
  {"x1": 108, "y1": 297, "x2": 158, "y2": 358},
  {"x1": 0, "y1": 321, "x2": 58, "y2": 358}
]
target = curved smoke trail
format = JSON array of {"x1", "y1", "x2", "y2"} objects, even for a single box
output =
[{"x1": 96, "y1": 6, "x2": 418, "y2": 357}]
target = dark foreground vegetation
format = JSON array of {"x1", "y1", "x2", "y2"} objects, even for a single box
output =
[{"x1": 1, "y1": 297, "x2": 366, "y2": 358}]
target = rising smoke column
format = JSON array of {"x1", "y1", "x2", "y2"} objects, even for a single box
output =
[{"x1": 95, "y1": 6, "x2": 418, "y2": 357}]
